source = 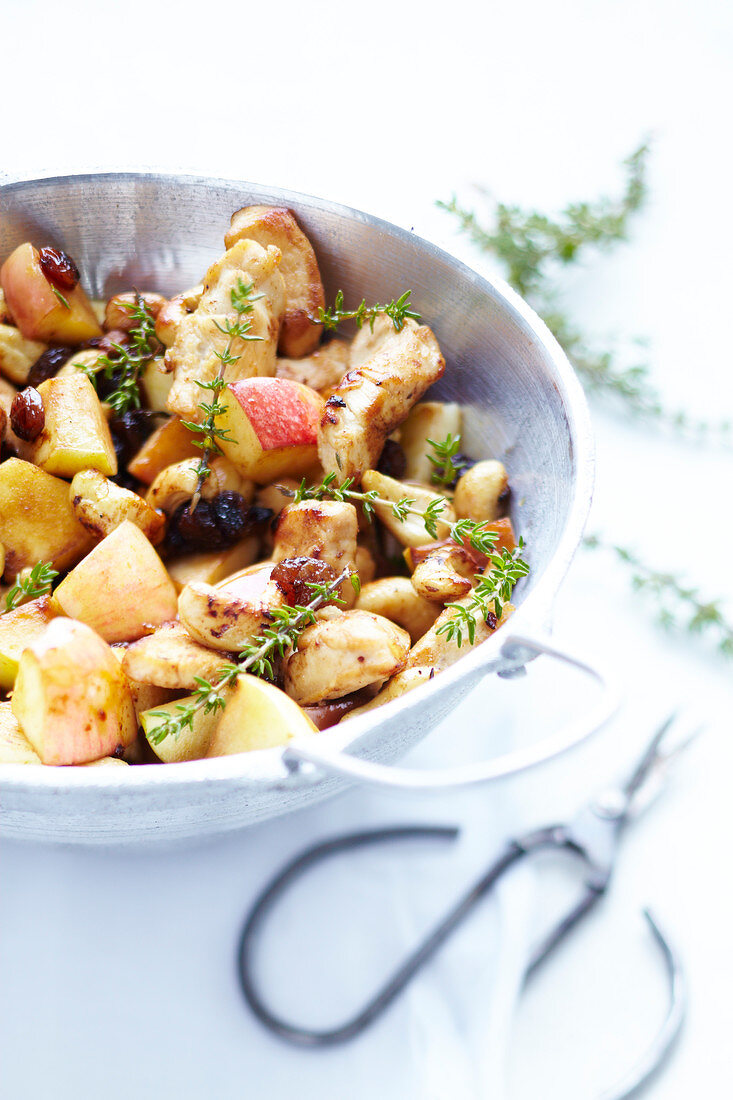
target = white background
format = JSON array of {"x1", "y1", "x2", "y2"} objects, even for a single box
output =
[{"x1": 1, "y1": 1, "x2": 732, "y2": 1097}]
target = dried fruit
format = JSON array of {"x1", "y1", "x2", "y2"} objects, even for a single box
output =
[
  {"x1": 28, "y1": 346, "x2": 73, "y2": 388},
  {"x1": 10, "y1": 387, "x2": 45, "y2": 442},
  {"x1": 271, "y1": 556, "x2": 337, "y2": 606},
  {"x1": 38, "y1": 247, "x2": 80, "y2": 291}
]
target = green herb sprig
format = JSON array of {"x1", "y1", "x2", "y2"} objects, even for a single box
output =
[
  {"x1": 438, "y1": 142, "x2": 730, "y2": 441},
  {"x1": 584, "y1": 535, "x2": 733, "y2": 658},
  {"x1": 315, "y1": 289, "x2": 420, "y2": 334},
  {"x1": 436, "y1": 543, "x2": 529, "y2": 647},
  {"x1": 183, "y1": 278, "x2": 262, "y2": 511},
  {"x1": 427, "y1": 433, "x2": 468, "y2": 488},
  {"x1": 4, "y1": 561, "x2": 58, "y2": 613},
  {"x1": 50, "y1": 286, "x2": 70, "y2": 310},
  {"x1": 147, "y1": 567, "x2": 351, "y2": 745},
  {"x1": 286, "y1": 472, "x2": 504, "y2": 557},
  {"x1": 82, "y1": 294, "x2": 161, "y2": 415}
]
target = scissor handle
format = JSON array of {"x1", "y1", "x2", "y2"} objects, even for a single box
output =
[{"x1": 283, "y1": 631, "x2": 619, "y2": 792}]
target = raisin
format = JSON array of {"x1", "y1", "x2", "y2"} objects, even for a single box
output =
[
  {"x1": 109, "y1": 410, "x2": 159, "y2": 469},
  {"x1": 210, "y1": 491, "x2": 252, "y2": 541},
  {"x1": 175, "y1": 499, "x2": 221, "y2": 547},
  {"x1": 377, "y1": 439, "x2": 407, "y2": 480},
  {"x1": 271, "y1": 557, "x2": 337, "y2": 606},
  {"x1": 28, "y1": 346, "x2": 73, "y2": 388},
  {"x1": 38, "y1": 246, "x2": 80, "y2": 291},
  {"x1": 10, "y1": 387, "x2": 45, "y2": 442}
]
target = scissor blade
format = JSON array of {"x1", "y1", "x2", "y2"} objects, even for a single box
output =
[{"x1": 621, "y1": 712, "x2": 678, "y2": 802}]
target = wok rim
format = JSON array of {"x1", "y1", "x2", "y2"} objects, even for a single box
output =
[{"x1": 0, "y1": 170, "x2": 595, "y2": 794}]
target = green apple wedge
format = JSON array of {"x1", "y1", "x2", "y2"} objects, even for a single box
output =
[
  {"x1": 0, "y1": 595, "x2": 56, "y2": 690},
  {"x1": 11, "y1": 618, "x2": 138, "y2": 765},
  {"x1": 206, "y1": 673, "x2": 318, "y2": 756},
  {"x1": 141, "y1": 694, "x2": 228, "y2": 763},
  {"x1": 52, "y1": 520, "x2": 178, "y2": 643},
  {"x1": 0, "y1": 701, "x2": 41, "y2": 764}
]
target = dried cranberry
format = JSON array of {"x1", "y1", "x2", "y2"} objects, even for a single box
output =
[
  {"x1": 271, "y1": 557, "x2": 337, "y2": 606},
  {"x1": 377, "y1": 439, "x2": 407, "y2": 480},
  {"x1": 28, "y1": 346, "x2": 73, "y2": 388},
  {"x1": 210, "y1": 491, "x2": 252, "y2": 541},
  {"x1": 10, "y1": 387, "x2": 45, "y2": 442},
  {"x1": 38, "y1": 246, "x2": 80, "y2": 291}
]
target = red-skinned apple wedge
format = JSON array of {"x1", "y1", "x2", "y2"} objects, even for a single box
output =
[
  {"x1": 0, "y1": 243, "x2": 102, "y2": 345},
  {"x1": 218, "y1": 377, "x2": 324, "y2": 483},
  {"x1": 11, "y1": 618, "x2": 137, "y2": 765}
]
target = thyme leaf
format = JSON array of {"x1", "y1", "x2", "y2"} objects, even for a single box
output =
[
  {"x1": 83, "y1": 293, "x2": 161, "y2": 415},
  {"x1": 315, "y1": 289, "x2": 420, "y2": 334},
  {"x1": 435, "y1": 543, "x2": 529, "y2": 648},
  {"x1": 4, "y1": 561, "x2": 58, "y2": 613}
]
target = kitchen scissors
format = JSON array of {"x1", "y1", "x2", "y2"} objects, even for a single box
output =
[{"x1": 238, "y1": 713, "x2": 698, "y2": 1098}]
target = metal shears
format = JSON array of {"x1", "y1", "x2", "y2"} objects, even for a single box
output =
[{"x1": 238, "y1": 713, "x2": 699, "y2": 1098}]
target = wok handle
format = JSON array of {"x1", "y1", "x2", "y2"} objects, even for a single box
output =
[{"x1": 282, "y1": 631, "x2": 619, "y2": 792}]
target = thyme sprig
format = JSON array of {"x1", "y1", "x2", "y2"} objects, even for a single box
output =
[
  {"x1": 183, "y1": 278, "x2": 262, "y2": 510},
  {"x1": 315, "y1": 289, "x2": 420, "y2": 334},
  {"x1": 146, "y1": 568, "x2": 351, "y2": 745},
  {"x1": 437, "y1": 142, "x2": 730, "y2": 441},
  {"x1": 285, "y1": 472, "x2": 501, "y2": 557},
  {"x1": 584, "y1": 535, "x2": 733, "y2": 658},
  {"x1": 4, "y1": 561, "x2": 58, "y2": 613},
  {"x1": 84, "y1": 294, "x2": 161, "y2": 415},
  {"x1": 436, "y1": 543, "x2": 529, "y2": 648},
  {"x1": 427, "y1": 433, "x2": 467, "y2": 488}
]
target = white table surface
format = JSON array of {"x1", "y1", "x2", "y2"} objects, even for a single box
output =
[{"x1": 1, "y1": 1, "x2": 731, "y2": 1096}]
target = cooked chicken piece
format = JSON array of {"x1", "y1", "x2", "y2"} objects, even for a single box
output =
[
  {"x1": 70, "y1": 469, "x2": 166, "y2": 544},
  {"x1": 165, "y1": 239, "x2": 286, "y2": 419},
  {"x1": 146, "y1": 456, "x2": 254, "y2": 516},
  {"x1": 121, "y1": 620, "x2": 234, "y2": 688},
  {"x1": 406, "y1": 589, "x2": 514, "y2": 673},
  {"x1": 342, "y1": 666, "x2": 434, "y2": 720},
  {"x1": 348, "y1": 313, "x2": 399, "y2": 368},
  {"x1": 276, "y1": 338, "x2": 350, "y2": 393},
  {"x1": 400, "y1": 402, "x2": 462, "y2": 483},
  {"x1": 155, "y1": 285, "x2": 204, "y2": 350},
  {"x1": 0, "y1": 324, "x2": 47, "y2": 385},
  {"x1": 453, "y1": 460, "x2": 509, "y2": 523},
  {"x1": 225, "y1": 206, "x2": 324, "y2": 358},
  {"x1": 104, "y1": 291, "x2": 167, "y2": 332},
  {"x1": 283, "y1": 609, "x2": 410, "y2": 705},
  {"x1": 272, "y1": 500, "x2": 358, "y2": 605},
  {"x1": 178, "y1": 562, "x2": 286, "y2": 652},
  {"x1": 318, "y1": 318, "x2": 445, "y2": 480},
  {"x1": 360, "y1": 469, "x2": 454, "y2": 547},
  {"x1": 356, "y1": 577, "x2": 440, "y2": 643},
  {"x1": 111, "y1": 647, "x2": 179, "y2": 718},
  {"x1": 408, "y1": 542, "x2": 478, "y2": 603}
]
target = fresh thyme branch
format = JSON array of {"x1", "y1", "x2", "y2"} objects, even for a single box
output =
[
  {"x1": 147, "y1": 567, "x2": 352, "y2": 744},
  {"x1": 4, "y1": 561, "x2": 58, "y2": 613},
  {"x1": 183, "y1": 278, "x2": 262, "y2": 511},
  {"x1": 584, "y1": 535, "x2": 733, "y2": 658},
  {"x1": 437, "y1": 143, "x2": 730, "y2": 441},
  {"x1": 286, "y1": 472, "x2": 505, "y2": 557},
  {"x1": 436, "y1": 545, "x2": 529, "y2": 648},
  {"x1": 315, "y1": 290, "x2": 420, "y2": 334},
  {"x1": 427, "y1": 433, "x2": 470, "y2": 488},
  {"x1": 83, "y1": 294, "x2": 161, "y2": 415}
]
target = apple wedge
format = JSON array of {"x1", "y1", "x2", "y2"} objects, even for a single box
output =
[
  {"x1": 127, "y1": 415, "x2": 200, "y2": 485},
  {"x1": 52, "y1": 520, "x2": 178, "y2": 643},
  {"x1": 206, "y1": 673, "x2": 318, "y2": 757},
  {"x1": 17, "y1": 373, "x2": 117, "y2": 478},
  {"x1": 141, "y1": 693, "x2": 227, "y2": 763},
  {"x1": 218, "y1": 377, "x2": 324, "y2": 483},
  {"x1": 0, "y1": 243, "x2": 102, "y2": 345},
  {"x1": 0, "y1": 595, "x2": 57, "y2": 690},
  {"x1": 11, "y1": 618, "x2": 137, "y2": 765},
  {"x1": 0, "y1": 458, "x2": 94, "y2": 580},
  {"x1": 0, "y1": 702, "x2": 41, "y2": 764}
]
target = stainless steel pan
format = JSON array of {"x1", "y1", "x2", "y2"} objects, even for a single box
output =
[{"x1": 0, "y1": 173, "x2": 612, "y2": 845}]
